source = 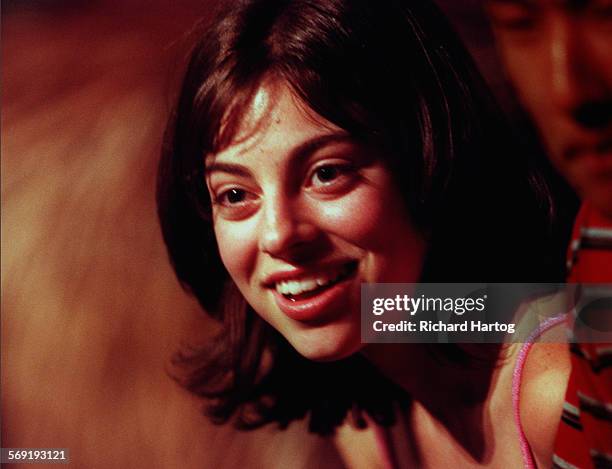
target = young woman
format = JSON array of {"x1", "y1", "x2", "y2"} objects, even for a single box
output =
[{"x1": 157, "y1": 0, "x2": 569, "y2": 466}]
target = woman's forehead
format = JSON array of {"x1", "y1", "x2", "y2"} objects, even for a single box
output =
[{"x1": 207, "y1": 80, "x2": 343, "y2": 164}]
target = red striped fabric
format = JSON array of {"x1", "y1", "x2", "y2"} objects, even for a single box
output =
[{"x1": 553, "y1": 204, "x2": 612, "y2": 469}]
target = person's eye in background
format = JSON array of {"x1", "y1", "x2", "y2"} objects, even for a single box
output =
[
  {"x1": 583, "y1": 0, "x2": 612, "y2": 25},
  {"x1": 486, "y1": 1, "x2": 541, "y2": 34}
]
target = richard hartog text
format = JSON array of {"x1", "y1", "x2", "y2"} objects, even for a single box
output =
[{"x1": 372, "y1": 319, "x2": 516, "y2": 334}]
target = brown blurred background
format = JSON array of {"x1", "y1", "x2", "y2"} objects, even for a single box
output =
[{"x1": 1, "y1": 1, "x2": 504, "y2": 467}]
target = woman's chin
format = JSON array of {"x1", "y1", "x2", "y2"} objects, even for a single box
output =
[{"x1": 287, "y1": 329, "x2": 364, "y2": 362}]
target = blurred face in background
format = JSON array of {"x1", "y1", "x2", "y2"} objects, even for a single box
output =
[
  {"x1": 206, "y1": 80, "x2": 426, "y2": 362},
  {"x1": 486, "y1": 0, "x2": 612, "y2": 217}
]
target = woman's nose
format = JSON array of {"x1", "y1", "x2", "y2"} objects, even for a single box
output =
[{"x1": 258, "y1": 195, "x2": 320, "y2": 259}]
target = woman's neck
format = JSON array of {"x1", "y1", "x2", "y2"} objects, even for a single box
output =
[
  {"x1": 364, "y1": 344, "x2": 501, "y2": 403},
  {"x1": 362, "y1": 343, "x2": 506, "y2": 462}
]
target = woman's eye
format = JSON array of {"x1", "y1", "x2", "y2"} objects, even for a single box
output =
[
  {"x1": 221, "y1": 188, "x2": 247, "y2": 205},
  {"x1": 211, "y1": 187, "x2": 259, "y2": 220},
  {"x1": 313, "y1": 166, "x2": 342, "y2": 184},
  {"x1": 306, "y1": 162, "x2": 358, "y2": 195}
]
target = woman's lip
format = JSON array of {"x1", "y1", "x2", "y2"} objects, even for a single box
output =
[
  {"x1": 271, "y1": 270, "x2": 356, "y2": 322},
  {"x1": 262, "y1": 260, "x2": 357, "y2": 287}
]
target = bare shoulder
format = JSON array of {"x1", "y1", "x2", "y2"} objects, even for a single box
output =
[{"x1": 519, "y1": 324, "x2": 571, "y2": 466}]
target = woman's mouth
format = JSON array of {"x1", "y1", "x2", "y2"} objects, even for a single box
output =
[
  {"x1": 269, "y1": 261, "x2": 358, "y2": 322},
  {"x1": 275, "y1": 263, "x2": 356, "y2": 300}
]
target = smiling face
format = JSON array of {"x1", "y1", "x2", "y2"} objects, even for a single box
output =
[
  {"x1": 486, "y1": 0, "x2": 612, "y2": 216},
  {"x1": 205, "y1": 80, "x2": 426, "y2": 361}
]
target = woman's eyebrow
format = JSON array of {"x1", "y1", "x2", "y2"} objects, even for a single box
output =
[
  {"x1": 206, "y1": 132, "x2": 354, "y2": 176},
  {"x1": 205, "y1": 162, "x2": 253, "y2": 178},
  {"x1": 290, "y1": 132, "x2": 353, "y2": 163}
]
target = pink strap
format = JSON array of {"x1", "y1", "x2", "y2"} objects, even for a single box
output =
[{"x1": 512, "y1": 314, "x2": 568, "y2": 469}]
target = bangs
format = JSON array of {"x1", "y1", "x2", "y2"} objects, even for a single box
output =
[{"x1": 192, "y1": 67, "x2": 268, "y2": 157}]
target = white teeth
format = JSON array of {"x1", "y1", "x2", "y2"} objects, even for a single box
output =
[
  {"x1": 300, "y1": 279, "x2": 317, "y2": 292},
  {"x1": 275, "y1": 266, "x2": 349, "y2": 297},
  {"x1": 288, "y1": 281, "x2": 301, "y2": 295}
]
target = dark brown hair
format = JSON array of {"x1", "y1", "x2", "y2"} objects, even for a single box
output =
[{"x1": 157, "y1": 0, "x2": 563, "y2": 435}]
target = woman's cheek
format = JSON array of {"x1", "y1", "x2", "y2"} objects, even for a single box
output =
[
  {"x1": 315, "y1": 185, "x2": 397, "y2": 248},
  {"x1": 214, "y1": 218, "x2": 259, "y2": 286}
]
